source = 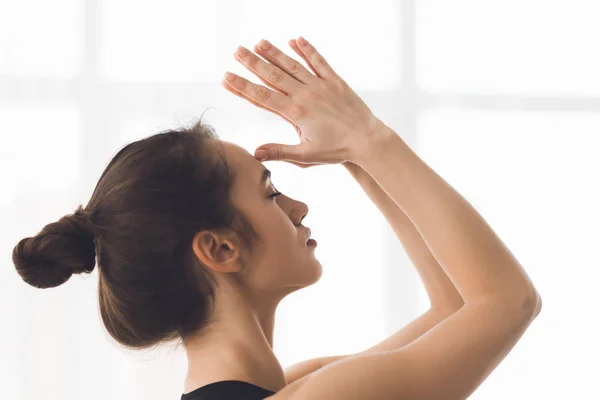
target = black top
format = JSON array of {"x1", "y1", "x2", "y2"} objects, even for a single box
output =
[{"x1": 181, "y1": 380, "x2": 276, "y2": 400}]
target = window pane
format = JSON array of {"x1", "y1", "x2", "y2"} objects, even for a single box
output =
[
  {"x1": 416, "y1": 109, "x2": 600, "y2": 399},
  {"x1": 417, "y1": 0, "x2": 600, "y2": 95},
  {"x1": 101, "y1": 0, "x2": 218, "y2": 82},
  {"x1": 237, "y1": 0, "x2": 401, "y2": 91},
  {"x1": 0, "y1": 0, "x2": 82, "y2": 77},
  {"x1": 0, "y1": 104, "x2": 81, "y2": 207}
]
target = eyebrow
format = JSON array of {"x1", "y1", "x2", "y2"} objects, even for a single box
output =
[{"x1": 260, "y1": 167, "x2": 271, "y2": 186}]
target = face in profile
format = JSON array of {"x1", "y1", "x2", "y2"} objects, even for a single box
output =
[{"x1": 194, "y1": 140, "x2": 322, "y2": 300}]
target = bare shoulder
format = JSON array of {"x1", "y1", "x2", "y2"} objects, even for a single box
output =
[{"x1": 265, "y1": 351, "x2": 406, "y2": 400}]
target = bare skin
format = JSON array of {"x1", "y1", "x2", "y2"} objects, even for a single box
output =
[
  {"x1": 185, "y1": 36, "x2": 541, "y2": 398},
  {"x1": 183, "y1": 140, "x2": 322, "y2": 394},
  {"x1": 184, "y1": 36, "x2": 373, "y2": 394}
]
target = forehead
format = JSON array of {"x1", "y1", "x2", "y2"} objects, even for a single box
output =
[
  {"x1": 220, "y1": 140, "x2": 261, "y2": 183},
  {"x1": 221, "y1": 140, "x2": 252, "y2": 166}
]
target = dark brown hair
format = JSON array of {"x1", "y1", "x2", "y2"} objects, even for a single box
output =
[{"x1": 12, "y1": 112, "x2": 261, "y2": 351}]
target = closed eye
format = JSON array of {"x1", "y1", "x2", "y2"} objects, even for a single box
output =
[{"x1": 269, "y1": 192, "x2": 282, "y2": 199}]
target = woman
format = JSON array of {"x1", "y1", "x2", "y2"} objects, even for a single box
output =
[{"x1": 13, "y1": 36, "x2": 541, "y2": 400}]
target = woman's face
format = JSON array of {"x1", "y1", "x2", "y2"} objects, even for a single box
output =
[{"x1": 194, "y1": 140, "x2": 322, "y2": 295}]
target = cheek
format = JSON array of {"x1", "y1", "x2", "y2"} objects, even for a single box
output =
[
  {"x1": 263, "y1": 224, "x2": 297, "y2": 258},
  {"x1": 255, "y1": 205, "x2": 299, "y2": 255}
]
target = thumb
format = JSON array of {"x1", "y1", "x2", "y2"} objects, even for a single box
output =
[{"x1": 254, "y1": 143, "x2": 305, "y2": 162}]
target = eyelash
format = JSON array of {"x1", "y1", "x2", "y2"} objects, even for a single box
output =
[{"x1": 269, "y1": 191, "x2": 282, "y2": 199}]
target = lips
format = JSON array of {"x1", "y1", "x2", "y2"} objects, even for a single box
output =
[{"x1": 305, "y1": 228, "x2": 312, "y2": 244}]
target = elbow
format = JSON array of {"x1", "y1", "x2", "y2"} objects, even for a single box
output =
[
  {"x1": 512, "y1": 289, "x2": 542, "y2": 321},
  {"x1": 500, "y1": 278, "x2": 543, "y2": 320},
  {"x1": 532, "y1": 290, "x2": 542, "y2": 319},
  {"x1": 520, "y1": 285, "x2": 542, "y2": 320},
  {"x1": 486, "y1": 286, "x2": 541, "y2": 321}
]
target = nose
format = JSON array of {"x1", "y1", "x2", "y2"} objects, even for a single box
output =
[
  {"x1": 297, "y1": 206, "x2": 308, "y2": 226},
  {"x1": 287, "y1": 196, "x2": 309, "y2": 226}
]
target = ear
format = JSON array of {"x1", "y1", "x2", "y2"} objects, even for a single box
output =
[{"x1": 191, "y1": 230, "x2": 242, "y2": 273}]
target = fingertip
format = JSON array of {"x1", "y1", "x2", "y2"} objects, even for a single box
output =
[{"x1": 255, "y1": 149, "x2": 268, "y2": 161}]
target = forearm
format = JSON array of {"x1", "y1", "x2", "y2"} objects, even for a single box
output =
[
  {"x1": 352, "y1": 124, "x2": 539, "y2": 305},
  {"x1": 342, "y1": 161, "x2": 464, "y2": 311}
]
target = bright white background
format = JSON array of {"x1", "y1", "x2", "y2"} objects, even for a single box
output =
[{"x1": 0, "y1": 0, "x2": 597, "y2": 399}]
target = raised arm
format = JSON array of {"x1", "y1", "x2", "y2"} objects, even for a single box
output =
[
  {"x1": 223, "y1": 37, "x2": 537, "y2": 303},
  {"x1": 223, "y1": 37, "x2": 542, "y2": 399},
  {"x1": 343, "y1": 160, "x2": 464, "y2": 311},
  {"x1": 351, "y1": 122, "x2": 541, "y2": 307},
  {"x1": 280, "y1": 124, "x2": 542, "y2": 400}
]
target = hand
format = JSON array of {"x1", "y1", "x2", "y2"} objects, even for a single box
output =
[{"x1": 221, "y1": 36, "x2": 384, "y2": 166}]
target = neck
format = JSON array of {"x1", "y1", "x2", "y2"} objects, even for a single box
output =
[{"x1": 183, "y1": 279, "x2": 288, "y2": 394}]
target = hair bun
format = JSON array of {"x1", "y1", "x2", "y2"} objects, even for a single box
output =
[{"x1": 12, "y1": 207, "x2": 97, "y2": 289}]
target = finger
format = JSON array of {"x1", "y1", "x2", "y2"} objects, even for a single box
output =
[
  {"x1": 234, "y1": 46, "x2": 302, "y2": 95},
  {"x1": 221, "y1": 78, "x2": 296, "y2": 128},
  {"x1": 222, "y1": 78, "x2": 305, "y2": 141},
  {"x1": 222, "y1": 72, "x2": 291, "y2": 116},
  {"x1": 281, "y1": 160, "x2": 315, "y2": 169},
  {"x1": 288, "y1": 39, "x2": 320, "y2": 78},
  {"x1": 252, "y1": 39, "x2": 317, "y2": 85},
  {"x1": 242, "y1": 50, "x2": 288, "y2": 97},
  {"x1": 293, "y1": 36, "x2": 340, "y2": 81}
]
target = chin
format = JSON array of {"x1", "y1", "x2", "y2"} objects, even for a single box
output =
[{"x1": 304, "y1": 260, "x2": 323, "y2": 286}]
